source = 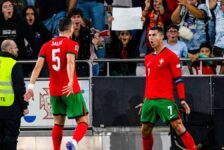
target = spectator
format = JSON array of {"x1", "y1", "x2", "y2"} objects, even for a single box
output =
[
  {"x1": 76, "y1": 0, "x2": 113, "y2": 31},
  {"x1": 22, "y1": 6, "x2": 52, "y2": 77},
  {"x1": 35, "y1": 0, "x2": 76, "y2": 37},
  {"x1": 209, "y1": 0, "x2": 224, "y2": 74},
  {"x1": 0, "y1": 0, "x2": 27, "y2": 15},
  {"x1": 188, "y1": 42, "x2": 216, "y2": 74},
  {"x1": 0, "y1": 0, "x2": 26, "y2": 60},
  {"x1": 0, "y1": 39, "x2": 29, "y2": 150},
  {"x1": 68, "y1": 8, "x2": 92, "y2": 77},
  {"x1": 91, "y1": 29, "x2": 108, "y2": 76},
  {"x1": 142, "y1": 0, "x2": 171, "y2": 53},
  {"x1": 23, "y1": 6, "x2": 52, "y2": 59},
  {"x1": 163, "y1": 24, "x2": 188, "y2": 58},
  {"x1": 107, "y1": 30, "x2": 139, "y2": 76},
  {"x1": 171, "y1": 0, "x2": 209, "y2": 54}
]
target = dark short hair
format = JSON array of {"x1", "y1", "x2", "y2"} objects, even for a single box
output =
[
  {"x1": 166, "y1": 24, "x2": 179, "y2": 32},
  {"x1": 23, "y1": 6, "x2": 39, "y2": 22},
  {"x1": 67, "y1": 8, "x2": 83, "y2": 18},
  {"x1": 150, "y1": 26, "x2": 164, "y2": 35},
  {"x1": 58, "y1": 18, "x2": 72, "y2": 32},
  {"x1": 200, "y1": 42, "x2": 212, "y2": 51}
]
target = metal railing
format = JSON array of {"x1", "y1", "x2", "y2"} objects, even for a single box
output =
[{"x1": 18, "y1": 57, "x2": 224, "y2": 77}]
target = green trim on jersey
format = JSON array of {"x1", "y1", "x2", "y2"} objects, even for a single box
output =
[
  {"x1": 50, "y1": 93, "x2": 88, "y2": 118},
  {"x1": 141, "y1": 99, "x2": 179, "y2": 124},
  {"x1": 39, "y1": 55, "x2": 45, "y2": 58}
]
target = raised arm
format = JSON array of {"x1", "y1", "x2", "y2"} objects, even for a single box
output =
[
  {"x1": 179, "y1": 0, "x2": 205, "y2": 19},
  {"x1": 68, "y1": 0, "x2": 76, "y2": 14},
  {"x1": 142, "y1": 0, "x2": 151, "y2": 17},
  {"x1": 171, "y1": 5, "x2": 182, "y2": 24},
  {"x1": 209, "y1": 0, "x2": 217, "y2": 10}
]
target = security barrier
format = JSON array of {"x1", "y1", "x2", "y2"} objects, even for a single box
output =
[{"x1": 17, "y1": 59, "x2": 224, "y2": 147}]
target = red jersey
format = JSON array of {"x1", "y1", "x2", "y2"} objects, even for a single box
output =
[
  {"x1": 144, "y1": 48, "x2": 185, "y2": 101},
  {"x1": 39, "y1": 37, "x2": 80, "y2": 96}
]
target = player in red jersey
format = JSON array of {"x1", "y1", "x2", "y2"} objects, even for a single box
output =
[
  {"x1": 24, "y1": 18, "x2": 88, "y2": 150},
  {"x1": 138, "y1": 26, "x2": 196, "y2": 150}
]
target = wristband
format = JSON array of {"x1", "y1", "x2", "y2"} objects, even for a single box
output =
[{"x1": 27, "y1": 83, "x2": 35, "y2": 90}]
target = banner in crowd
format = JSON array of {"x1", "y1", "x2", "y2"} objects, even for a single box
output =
[
  {"x1": 112, "y1": 7, "x2": 143, "y2": 31},
  {"x1": 21, "y1": 80, "x2": 90, "y2": 128}
]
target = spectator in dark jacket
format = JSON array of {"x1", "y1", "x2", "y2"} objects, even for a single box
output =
[
  {"x1": 108, "y1": 30, "x2": 139, "y2": 76},
  {"x1": 22, "y1": 6, "x2": 52, "y2": 77},
  {"x1": 23, "y1": 6, "x2": 52, "y2": 59},
  {"x1": 68, "y1": 8, "x2": 92, "y2": 77},
  {"x1": 0, "y1": 39, "x2": 29, "y2": 150},
  {"x1": 0, "y1": 0, "x2": 26, "y2": 60}
]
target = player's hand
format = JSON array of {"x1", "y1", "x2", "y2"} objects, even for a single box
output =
[
  {"x1": 135, "y1": 103, "x2": 143, "y2": 115},
  {"x1": 62, "y1": 81, "x2": 74, "y2": 97},
  {"x1": 24, "y1": 89, "x2": 34, "y2": 102},
  {"x1": 181, "y1": 101, "x2": 191, "y2": 115},
  {"x1": 23, "y1": 109, "x2": 29, "y2": 115}
]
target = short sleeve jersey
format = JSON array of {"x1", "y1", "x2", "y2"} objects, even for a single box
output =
[
  {"x1": 144, "y1": 48, "x2": 185, "y2": 101},
  {"x1": 39, "y1": 37, "x2": 80, "y2": 96}
]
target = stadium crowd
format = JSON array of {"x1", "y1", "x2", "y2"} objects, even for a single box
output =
[{"x1": 0, "y1": 0, "x2": 223, "y2": 76}]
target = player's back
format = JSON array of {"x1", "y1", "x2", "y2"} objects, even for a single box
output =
[{"x1": 39, "y1": 37, "x2": 80, "y2": 96}]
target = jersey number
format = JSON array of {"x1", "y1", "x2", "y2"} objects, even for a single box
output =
[
  {"x1": 168, "y1": 105, "x2": 173, "y2": 115},
  {"x1": 52, "y1": 48, "x2": 60, "y2": 71}
]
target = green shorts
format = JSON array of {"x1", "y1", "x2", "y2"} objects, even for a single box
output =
[
  {"x1": 50, "y1": 93, "x2": 88, "y2": 118},
  {"x1": 141, "y1": 99, "x2": 180, "y2": 124}
]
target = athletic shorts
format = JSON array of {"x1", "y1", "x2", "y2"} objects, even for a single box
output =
[
  {"x1": 50, "y1": 93, "x2": 88, "y2": 119},
  {"x1": 141, "y1": 99, "x2": 180, "y2": 124}
]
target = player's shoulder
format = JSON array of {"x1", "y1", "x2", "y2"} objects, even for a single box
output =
[
  {"x1": 41, "y1": 39, "x2": 52, "y2": 49},
  {"x1": 164, "y1": 47, "x2": 178, "y2": 58},
  {"x1": 144, "y1": 53, "x2": 153, "y2": 60}
]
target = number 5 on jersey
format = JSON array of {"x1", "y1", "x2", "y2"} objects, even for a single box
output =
[{"x1": 52, "y1": 48, "x2": 60, "y2": 71}]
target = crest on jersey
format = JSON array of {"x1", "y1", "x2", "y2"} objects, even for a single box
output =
[
  {"x1": 40, "y1": 88, "x2": 53, "y2": 119},
  {"x1": 75, "y1": 45, "x2": 79, "y2": 52},
  {"x1": 158, "y1": 58, "x2": 164, "y2": 66}
]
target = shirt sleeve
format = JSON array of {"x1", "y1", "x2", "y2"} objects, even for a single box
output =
[
  {"x1": 67, "y1": 41, "x2": 79, "y2": 57},
  {"x1": 38, "y1": 43, "x2": 47, "y2": 58},
  {"x1": 169, "y1": 52, "x2": 185, "y2": 100}
]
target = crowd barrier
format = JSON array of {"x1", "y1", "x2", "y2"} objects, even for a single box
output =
[{"x1": 17, "y1": 58, "x2": 224, "y2": 147}]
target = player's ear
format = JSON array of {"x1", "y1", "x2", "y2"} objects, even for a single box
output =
[{"x1": 159, "y1": 33, "x2": 164, "y2": 40}]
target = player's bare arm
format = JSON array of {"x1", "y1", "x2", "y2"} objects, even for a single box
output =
[
  {"x1": 181, "y1": 100, "x2": 191, "y2": 114},
  {"x1": 62, "y1": 53, "x2": 75, "y2": 96},
  {"x1": 24, "y1": 57, "x2": 45, "y2": 101}
]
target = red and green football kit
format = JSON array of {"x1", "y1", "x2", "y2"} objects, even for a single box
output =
[
  {"x1": 39, "y1": 37, "x2": 80, "y2": 96},
  {"x1": 141, "y1": 47, "x2": 185, "y2": 123},
  {"x1": 39, "y1": 37, "x2": 88, "y2": 118}
]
